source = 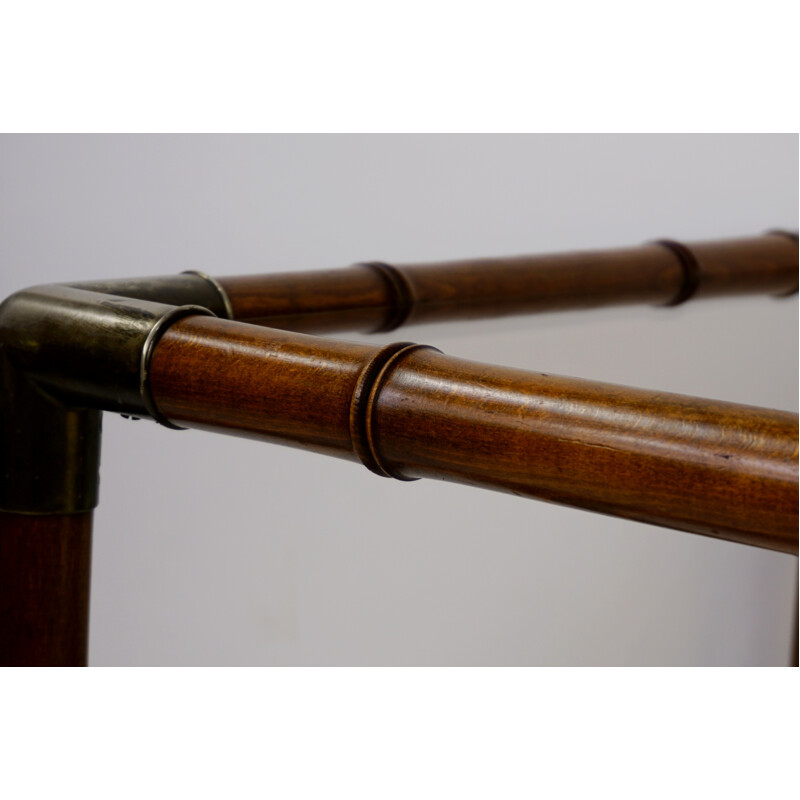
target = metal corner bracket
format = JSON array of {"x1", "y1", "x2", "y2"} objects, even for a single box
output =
[{"x1": 0, "y1": 274, "x2": 232, "y2": 514}]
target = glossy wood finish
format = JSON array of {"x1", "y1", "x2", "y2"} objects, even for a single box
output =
[
  {"x1": 373, "y1": 349, "x2": 798, "y2": 553},
  {"x1": 691, "y1": 235, "x2": 798, "y2": 299},
  {"x1": 217, "y1": 266, "x2": 393, "y2": 333},
  {"x1": 217, "y1": 233, "x2": 798, "y2": 333},
  {"x1": 0, "y1": 511, "x2": 93, "y2": 666},
  {"x1": 151, "y1": 319, "x2": 375, "y2": 457},
  {"x1": 149, "y1": 317, "x2": 798, "y2": 554}
]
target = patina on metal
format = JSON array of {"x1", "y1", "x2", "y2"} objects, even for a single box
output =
[
  {"x1": 67, "y1": 271, "x2": 233, "y2": 319},
  {"x1": 0, "y1": 280, "x2": 224, "y2": 514}
]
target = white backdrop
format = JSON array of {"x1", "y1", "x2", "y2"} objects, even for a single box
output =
[{"x1": 1, "y1": 133, "x2": 796, "y2": 665}]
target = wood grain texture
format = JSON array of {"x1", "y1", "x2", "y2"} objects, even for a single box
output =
[
  {"x1": 372, "y1": 348, "x2": 798, "y2": 553},
  {"x1": 216, "y1": 233, "x2": 798, "y2": 333},
  {"x1": 0, "y1": 511, "x2": 93, "y2": 666},
  {"x1": 217, "y1": 265, "x2": 393, "y2": 333},
  {"x1": 149, "y1": 316, "x2": 798, "y2": 554}
]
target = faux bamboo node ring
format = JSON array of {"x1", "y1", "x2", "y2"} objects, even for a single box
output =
[
  {"x1": 652, "y1": 239, "x2": 702, "y2": 307},
  {"x1": 766, "y1": 229, "x2": 799, "y2": 245},
  {"x1": 358, "y1": 261, "x2": 416, "y2": 333},
  {"x1": 349, "y1": 341, "x2": 441, "y2": 479},
  {"x1": 764, "y1": 230, "x2": 799, "y2": 296}
]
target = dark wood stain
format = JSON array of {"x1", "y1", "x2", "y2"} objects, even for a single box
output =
[{"x1": 0, "y1": 511, "x2": 93, "y2": 666}]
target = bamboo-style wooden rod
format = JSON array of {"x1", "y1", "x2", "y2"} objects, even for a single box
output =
[
  {"x1": 215, "y1": 232, "x2": 798, "y2": 333},
  {"x1": 149, "y1": 316, "x2": 799, "y2": 554}
]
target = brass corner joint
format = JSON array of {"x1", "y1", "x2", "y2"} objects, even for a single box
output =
[{"x1": 0, "y1": 274, "x2": 231, "y2": 514}]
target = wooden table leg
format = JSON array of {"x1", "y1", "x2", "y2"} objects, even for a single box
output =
[{"x1": 0, "y1": 511, "x2": 93, "y2": 666}]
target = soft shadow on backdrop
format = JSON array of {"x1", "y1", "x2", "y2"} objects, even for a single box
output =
[{"x1": 0, "y1": 133, "x2": 796, "y2": 665}]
